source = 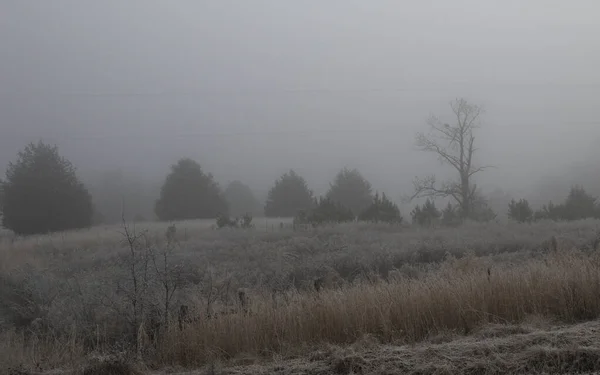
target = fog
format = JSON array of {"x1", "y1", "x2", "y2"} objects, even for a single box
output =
[{"x1": 1, "y1": 1, "x2": 599, "y2": 220}]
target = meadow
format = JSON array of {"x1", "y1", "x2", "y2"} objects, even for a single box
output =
[{"x1": 1, "y1": 218, "x2": 600, "y2": 374}]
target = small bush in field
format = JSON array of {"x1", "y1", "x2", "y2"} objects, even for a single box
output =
[
  {"x1": 216, "y1": 214, "x2": 238, "y2": 229},
  {"x1": 240, "y1": 213, "x2": 254, "y2": 229}
]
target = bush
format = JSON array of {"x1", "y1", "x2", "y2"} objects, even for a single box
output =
[
  {"x1": 264, "y1": 170, "x2": 314, "y2": 217},
  {"x1": 358, "y1": 192, "x2": 402, "y2": 224},
  {"x1": 2, "y1": 141, "x2": 93, "y2": 235},
  {"x1": 508, "y1": 198, "x2": 533, "y2": 223},
  {"x1": 411, "y1": 199, "x2": 440, "y2": 227},
  {"x1": 216, "y1": 213, "x2": 254, "y2": 229},
  {"x1": 155, "y1": 158, "x2": 228, "y2": 221}
]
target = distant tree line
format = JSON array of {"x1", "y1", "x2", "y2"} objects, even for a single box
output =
[
  {"x1": 508, "y1": 186, "x2": 600, "y2": 223},
  {"x1": 1, "y1": 98, "x2": 599, "y2": 235}
]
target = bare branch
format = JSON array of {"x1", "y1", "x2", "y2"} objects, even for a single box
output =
[
  {"x1": 410, "y1": 175, "x2": 461, "y2": 202},
  {"x1": 412, "y1": 98, "x2": 489, "y2": 218}
]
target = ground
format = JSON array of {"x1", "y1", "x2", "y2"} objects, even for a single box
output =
[{"x1": 1, "y1": 218, "x2": 600, "y2": 374}]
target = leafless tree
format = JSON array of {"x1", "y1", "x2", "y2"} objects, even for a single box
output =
[{"x1": 411, "y1": 98, "x2": 492, "y2": 219}]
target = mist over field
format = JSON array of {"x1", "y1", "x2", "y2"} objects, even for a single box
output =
[
  {"x1": 2, "y1": 1, "x2": 600, "y2": 223},
  {"x1": 4, "y1": 3, "x2": 600, "y2": 373}
]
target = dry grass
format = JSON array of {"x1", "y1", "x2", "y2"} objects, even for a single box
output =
[
  {"x1": 153, "y1": 248, "x2": 600, "y2": 367},
  {"x1": 195, "y1": 319, "x2": 600, "y2": 375},
  {"x1": 1, "y1": 219, "x2": 600, "y2": 373}
]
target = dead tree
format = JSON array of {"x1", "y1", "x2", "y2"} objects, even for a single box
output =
[{"x1": 410, "y1": 98, "x2": 492, "y2": 219}]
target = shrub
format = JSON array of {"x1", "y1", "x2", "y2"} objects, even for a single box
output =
[
  {"x1": 215, "y1": 213, "x2": 254, "y2": 229},
  {"x1": 155, "y1": 158, "x2": 228, "y2": 221},
  {"x1": 508, "y1": 198, "x2": 534, "y2": 223},
  {"x1": 359, "y1": 192, "x2": 402, "y2": 224},
  {"x1": 216, "y1": 214, "x2": 238, "y2": 229},
  {"x1": 2, "y1": 141, "x2": 93, "y2": 235},
  {"x1": 240, "y1": 213, "x2": 254, "y2": 229}
]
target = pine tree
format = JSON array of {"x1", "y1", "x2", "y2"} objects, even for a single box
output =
[
  {"x1": 264, "y1": 170, "x2": 314, "y2": 217},
  {"x1": 155, "y1": 158, "x2": 228, "y2": 221},
  {"x1": 2, "y1": 141, "x2": 93, "y2": 235}
]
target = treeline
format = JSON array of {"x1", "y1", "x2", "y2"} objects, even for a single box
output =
[
  {"x1": 1, "y1": 141, "x2": 598, "y2": 236},
  {"x1": 408, "y1": 185, "x2": 600, "y2": 227},
  {"x1": 0, "y1": 142, "x2": 402, "y2": 235}
]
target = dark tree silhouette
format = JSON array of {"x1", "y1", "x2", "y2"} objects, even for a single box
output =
[
  {"x1": 155, "y1": 158, "x2": 228, "y2": 221},
  {"x1": 508, "y1": 199, "x2": 533, "y2": 223},
  {"x1": 562, "y1": 185, "x2": 598, "y2": 220},
  {"x1": 307, "y1": 196, "x2": 355, "y2": 226},
  {"x1": 326, "y1": 167, "x2": 373, "y2": 216},
  {"x1": 441, "y1": 202, "x2": 460, "y2": 227},
  {"x1": 264, "y1": 170, "x2": 314, "y2": 217},
  {"x1": 411, "y1": 98, "x2": 491, "y2": 220},
  {"x1": 224, "y1": 180, "x2": 260, "y2": 217},
  {"x1": 0, "y1": 178, "x2": 4, "y2": 217},
  {"x1": 359, "y1": 192, "x2": 402, "y2": 224},
  {"x1": 411, "y1": 199, "x2": 441, "y2": 227},
  {"x1": 2, "y1": 141, "x2": 93, "y2": 235},
  {"x1": 534, "y1": 186, "x2": 599, "y2": 221}
]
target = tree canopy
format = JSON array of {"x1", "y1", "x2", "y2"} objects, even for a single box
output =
[
  {"x1": 155, "y1": 158, "x2": 228, "y2": 221},
  {"x1": 508, "y1": 199, "x2": 533, "y2": 223},
  {"x1": 359, "y1": 192, "x2": 402, "y2": 224},
  {"x1": 224, "y1": 180, "x2": 260, "y2": 217},
  {"x1": 326, "y1": 168, "x2": 373, "y2": 216},
  {"x1": 411, "y1": 199, "x2": 441, "y2": 227},
  {"x1": 264, "y1": 170, "x2": 314, "y2": 217},
  {"x1": 2, "y1": 141, "x2": 93, "y2": 235}
]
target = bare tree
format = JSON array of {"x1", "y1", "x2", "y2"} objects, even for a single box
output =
[{"x1": 411, "y1": 98, "x2": 491, "y2": 219}]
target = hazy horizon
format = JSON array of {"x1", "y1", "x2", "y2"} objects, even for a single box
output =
[{"x1": 2, "y1": 1, "x2": 599, "y2": 219}]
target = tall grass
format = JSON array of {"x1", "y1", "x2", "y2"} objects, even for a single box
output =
[
  {"x1": 149, "y1": 248, "x2": 600, "y2": 366},
  {"x1": 1, "y1": 220, "x2": 600, "y2": 371}
]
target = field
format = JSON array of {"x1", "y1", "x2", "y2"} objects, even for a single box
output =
[{"x1": 2, "y1": 218, "x2": 600, "y2": 374}]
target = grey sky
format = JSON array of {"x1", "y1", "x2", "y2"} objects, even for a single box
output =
[{"x1": 1, "y1": 1, "x2": 599, "y2": 205}]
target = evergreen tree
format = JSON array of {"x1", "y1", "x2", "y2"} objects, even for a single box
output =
[
  {"x1": 507, "y1": 198, "x2": 534, "y2": 223},
  {"x1": 411, "y1": 199, "x2": 440, "y2": 227},
  {"x1": 359, "y1": 192, "x2": 402, "y2": 224},
  {"x1": 562, "y1": 185, "x2": 597, "y2": 220},
  {"x1": 307, "y1": 196, "x2": 355, "y2": 225},
  {"x1": 2, "y1": 141, "x2": 93, "y2": 235},
  {"x1": 326, "y1": 168, "x2": 373, "y2": 215},
  {"x1": 264, "y1": 170, "x2": 314, "y2": 217},
  {"x1": 155, "y1": 158, "x2": 228, "y2": 221},
  {"x1": 441, "y1": 202, "x2": 461, "y2": 227},
  {"x1": 224, "y1": 180, "x2": 260, "y2": 217}
]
